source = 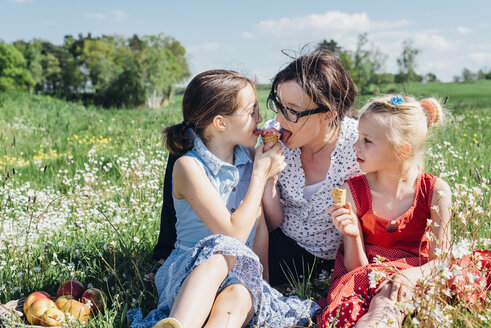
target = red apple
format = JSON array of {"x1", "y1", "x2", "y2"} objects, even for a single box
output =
[
  {"x1": 62, "y1": 299, "x2": 90, "y2": 323},
  {"x1": 56, "y1": 280, "x2": 85, "y2": 299},
  {"x1": 23, "y1": 291, "x2": 52, "y2": 315},
  {"x1": 40, "y1": 307, "x2": 66, "y2": 326},
  {"x1": 54, "y1": 294, "x2": 74, "y2": 310},
  {"x1": 26, "y1": 298, "x2": 57, "y2": 325},
  {"x1": 81, "y1": 288, "x2": 107, "y2": 315}
]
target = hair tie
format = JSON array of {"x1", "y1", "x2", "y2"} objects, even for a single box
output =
[
  {"x1": 390, "y1": 95, "x2": 404, "y2": 106},
  {"x1": 420, "y1": 99, "x2": 436, "y2": 127}
]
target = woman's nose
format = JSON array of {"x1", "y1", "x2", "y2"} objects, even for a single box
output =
[{"x1": 275, "y1": 111, "x2": 285, "y2": 124}]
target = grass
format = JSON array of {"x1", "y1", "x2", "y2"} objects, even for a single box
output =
[{"x1": 0, "y1": 80, "x2": 490, "y2": 327}]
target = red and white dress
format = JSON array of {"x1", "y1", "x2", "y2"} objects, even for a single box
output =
[{"x1": 316, "y1": 173, "x2": 490, "y2": 328}]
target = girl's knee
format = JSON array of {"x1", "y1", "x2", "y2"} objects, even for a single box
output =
[
  {"x1": 225, "y1": 284, "x2": 252, "y2": 303},
  {"x1": 207, "y1": 254, "x2": 237, "y2": 273}
]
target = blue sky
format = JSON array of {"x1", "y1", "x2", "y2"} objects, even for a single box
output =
[{"x1": 1, "y1": 0, "x2": 490, "y2": 83}]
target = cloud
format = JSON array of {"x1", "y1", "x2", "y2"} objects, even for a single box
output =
[
  {"x1": 84, "y1": 10, "x2": 128, "y2": 22},
  {"x1": 469, "y1": 52, "x2": 491, "y2": 65},
  {"x1": 371, "y1": 19, "x2": 411, "y2": 30},
  {"x1": 241, "y1": 32, "x2": 255, "y2": 39},
  {"x1": 10, "y1": 0, "x2": 30, "y2": 3},
  {"x1": 412, "y1": 32, "x2": 454, "y2": 51},
  {"x1": 257, "y1": 11, "x2": 370, "y2": 37},
  {"x1": 457, "y1": 26, "x2": 472, "y2": 35}
]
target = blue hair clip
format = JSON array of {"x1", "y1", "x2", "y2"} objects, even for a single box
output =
[{"x1": 390, "y1": 95, "x2": 404, "y2": 106}]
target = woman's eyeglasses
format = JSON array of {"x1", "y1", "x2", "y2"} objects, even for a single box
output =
[{"x1": 267, "y1": 91, "x2": 330, "y2": 123}]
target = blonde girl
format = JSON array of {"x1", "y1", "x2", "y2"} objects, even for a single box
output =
[{"x1": 316, "y1": 95, "x2": 452, "y2": 327}]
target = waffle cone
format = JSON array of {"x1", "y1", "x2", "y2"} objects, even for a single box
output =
[
  {"x1": 262, "y1": 135, "x2": 278, "y2": 144},
  {"x1": 331, "y1": 188, "x2": 346, "y2": 204}
]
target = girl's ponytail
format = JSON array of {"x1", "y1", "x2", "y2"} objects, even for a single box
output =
[
  {"x1": 164, "y1": 122, "x2": 193, "y2": 156},
  {"x1": 420, "y1": 98, "x2": 443, "y2": 128}
]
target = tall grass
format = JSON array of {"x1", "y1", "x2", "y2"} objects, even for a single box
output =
[{"x1": 0, "y1": 80, "x2": 489, "y2": 327}]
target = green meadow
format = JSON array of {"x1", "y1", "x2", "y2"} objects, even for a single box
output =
[{"x1": 0, "y1": 80, "x2": 489, "y2": 327}]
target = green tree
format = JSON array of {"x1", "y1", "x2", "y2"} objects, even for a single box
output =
[
  {"x1": 141, "y1": 46, "x2": 181, "y2": 108},
  {"x1": 82, "y1": 38, "x2": 119, "y2": 92},
  {"x1": 352, "y1": 34, "x2": 387, "y2": 93},
  {"x1": 461, "y1": 68, "x2": 476, "y2": 82},
  {"x1": 328, "y1": 34, "x2": 387, "y2": 94},
  {"x1": 24, "y1": 40, "x2": 45, "y2": 91},
  {"x1": 424, "y1": 72, "x2": 438, "y2": 83},
  {"x1": 0, "y1": 42, "x2": 35, "y2": 91},
  {"x1": 143, "y1": 34, "x2": 190, "y2": 81},
  {"x1": 317, "y1": 39, "x2": 342, "y2": 56},
  {"x1": 102, "y1": 58, "x2": 146, "y2": 108},
  {"x1": 396, "y1": 39, "x2": 420, "y2": 89}
]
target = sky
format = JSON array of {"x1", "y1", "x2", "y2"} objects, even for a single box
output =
[{"x1": 1, "y1": 0, "x2": 490, "y2": 83}]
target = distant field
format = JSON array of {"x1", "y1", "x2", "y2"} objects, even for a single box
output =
[{"x1": 0, "y1": 80, "x2": 489, "y2": 327}]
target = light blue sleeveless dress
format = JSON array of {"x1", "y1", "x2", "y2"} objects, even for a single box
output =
[{"x1": 127, "y1": 130, "x2": 320, "y2": 327}]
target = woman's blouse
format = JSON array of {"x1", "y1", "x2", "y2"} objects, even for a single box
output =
[
  {"x1": 264, "y1": 117, "x2": 361, "y2": 259},
  {"x1": 173, "y1": 130, "x2": 256, "y2": 251}
]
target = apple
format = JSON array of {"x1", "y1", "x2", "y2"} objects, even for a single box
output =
[
  {"x1": 23, "y1": 291, "x2": 52, "y2": 315},
  {"x1": 26, "y1": 298, "x2": 57, "y2": 325},
  {"x1": 56, "y1": 280, "x2": 85, "y2": 299},
  {"x1": 54, "y1": 294, "x2": 74, "y2": 310},
  {"x1": 81, "y1": 288, "x2": 107, "y2": 315},
  {"x1": 62, "y1": 299, "x2": 91, "y2": 323},
  {"x1": 40, "y1": 307, "x2": 66, "y2": 327}
]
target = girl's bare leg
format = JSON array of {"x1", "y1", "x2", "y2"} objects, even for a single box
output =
[
  {"x1": 204, "y1": 283, "x2": 254, "y2": 328},
  {"x1": 354, "y1": 283, "x2": 404, "y2": 328},
  {"x1": 168, "y1": 254, "x2": 236, "y2": 328}
]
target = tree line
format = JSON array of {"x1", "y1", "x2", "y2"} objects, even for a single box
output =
[
  {"x1": 2, "y1": 32, "x2": 491, "y2": 107},
  {"x1": 317, "y1": 34, "x2": 491, "y2": 94},
  {"x1": 0, "y1": 33, "x2": 190, "y2": 108}
]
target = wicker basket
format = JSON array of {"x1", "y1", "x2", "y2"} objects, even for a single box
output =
[{"x1": 0, "y1": 298, "x2": 61, "y2": 327}]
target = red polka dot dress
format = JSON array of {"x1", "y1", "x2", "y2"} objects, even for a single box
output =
[
  {"x1": 317, "y1": 173, "x2": 435, "y2": 327},
  {"x1": 316, "y1": 173, "x2": 491, "y2": 327}
]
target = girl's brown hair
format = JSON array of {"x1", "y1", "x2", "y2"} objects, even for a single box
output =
[
  {"x1": 271, "y1": 49, "x2": 357, "y2": 127},
  {"x1": 164, "y1": 69, "x2": 255, "y2": 155}
]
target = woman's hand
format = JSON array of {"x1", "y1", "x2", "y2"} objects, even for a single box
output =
[
  {"x1": 375, "y1": 271, "x2": 415, "y2": 302},
  {"x1": 328, "y1": 202, "x2": 360, "y2": 237},
  {"x1": 253, "y1": 143, "x2": 286, "y2": 180}
]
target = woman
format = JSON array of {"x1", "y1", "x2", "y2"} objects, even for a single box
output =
[{"x1": 263, "y1": 49, "x2": 362, "y2": 285}]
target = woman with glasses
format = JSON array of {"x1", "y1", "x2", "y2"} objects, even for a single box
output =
[
  {"x1": 149, "y1": 50, "x2": 361, "y2": 289},
  {"x1": 262, "y1": 49, "x2": 362, "y2": 286}
]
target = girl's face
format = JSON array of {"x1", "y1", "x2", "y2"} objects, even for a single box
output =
[
  {"x1": 275, "y1": 80, "x2": 329, "y2": 149},
  {"x1": 353, "y1": 114, "x2": 398, "y2": 173},
  {"x1": 226, "y1": 83, "x2": 263, "y2": 148}
]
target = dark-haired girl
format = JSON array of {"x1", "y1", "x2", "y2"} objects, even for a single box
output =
[{"x1": 128, "y1": 70, "x2": 319, "y2": 328}]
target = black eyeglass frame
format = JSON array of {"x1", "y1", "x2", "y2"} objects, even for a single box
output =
[{"x1": 267, "y1": 91, "x2": 331, "y2": 123}]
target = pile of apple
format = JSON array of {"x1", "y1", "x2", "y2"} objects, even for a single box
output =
[{"x1": 23, "y1": 280, "x2": 107, "y2": 326}]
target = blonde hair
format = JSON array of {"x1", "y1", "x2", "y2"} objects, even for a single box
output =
[{"x1": 360, "y1": 95, "x2": 444, "y2": 175}]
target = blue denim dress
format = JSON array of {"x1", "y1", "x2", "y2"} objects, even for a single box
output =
[{"x1": 127, "y1": 131, "x2": 320, "y2": 327}]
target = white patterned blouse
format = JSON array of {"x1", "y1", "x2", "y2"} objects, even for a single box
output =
[{"x1": 263, "y1": 117, "x2": 362, "y2": 260}]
